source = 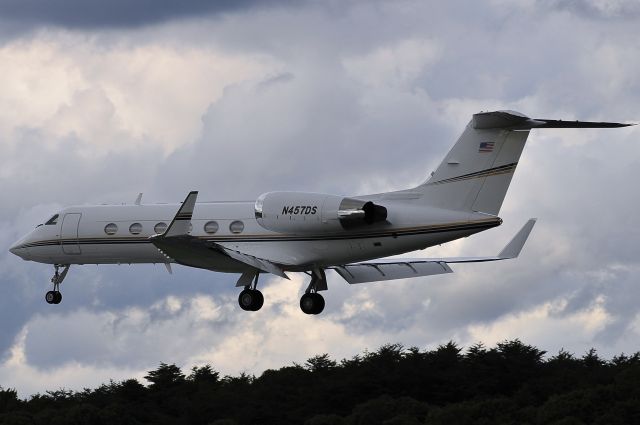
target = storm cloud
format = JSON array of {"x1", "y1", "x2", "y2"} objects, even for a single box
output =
[
  {"x1": 0, "y1": 0, "x2": 292, "y2": 30},
  {"x1": 1, "y1": 0, "x2": 639, "y2": 396}
]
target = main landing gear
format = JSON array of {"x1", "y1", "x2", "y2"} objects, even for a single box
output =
[
  {"x1": 46, "y1": 264, "x2": 69, "y2": 305},
  {"x1": 300, "y1": 269, "x2": 327, "y2": 315},
  {"x1": 235, "y1": 268, "x2": 328, "y2": 315},
  {"x1": 238, "y1": 273, "x2": 264, "y2": 312}
]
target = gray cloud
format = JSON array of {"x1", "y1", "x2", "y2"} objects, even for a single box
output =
[
  {"x1": 0, "y1": 0, "x2": 294, "y2": 30},
  {"x1": 1, "y1": 0, "x2": 640, "y2": 395},
  {"x1": 545, "y1": 0, "x2": 640, "y2": 19},
  {"x1": 156, "y1": 66, "x2": 449, "y2": 201}
]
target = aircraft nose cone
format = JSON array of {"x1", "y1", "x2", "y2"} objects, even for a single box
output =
[{"x1": 9, "y1": 242, "x2": 26, "y2": 258}]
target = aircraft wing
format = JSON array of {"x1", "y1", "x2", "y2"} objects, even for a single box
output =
[
  {"x1": 331, "y1": 219, "x2": 536, "y2": 284},
  {"x1": 213, "y1": 245, "x2": 289, "y2": 279},
  {"x1": 150, "y1": 191, "x2": 289, "y2": 278},
  {"x1": 153, "y1": 235, "x2": 289, "y2": 278}
]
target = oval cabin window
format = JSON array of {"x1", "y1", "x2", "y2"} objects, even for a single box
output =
[
  {"x1": 229, "y1": 220, "x2": 244, "y2": 234},
  {"x1": 104, "y1": 223, "x2": 118, "y2": 235},
  {"x1": 204, "y1": 221, "x2": 219, "y2": 234},
  {"x1": 129, "y1": 223, "x2": 142, "y2": 235},
  {"x1": 154, "y1": 222, "x2": 167, "y2": 234}
]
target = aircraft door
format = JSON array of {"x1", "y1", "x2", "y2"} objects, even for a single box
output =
[{"x1": 61, "y1": 213, "x2": 82, "y2": 255}]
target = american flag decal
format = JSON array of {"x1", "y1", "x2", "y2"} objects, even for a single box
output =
[{"x1": 479, "y1": 141, "x2": 495, "y2": 153}]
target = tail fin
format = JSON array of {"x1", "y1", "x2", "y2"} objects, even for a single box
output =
[{"x1": 412, "y1": 110, "x2": 632, "y2": 215}]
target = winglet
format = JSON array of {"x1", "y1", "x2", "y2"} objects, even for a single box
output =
[
  {"x1": 163, "y1": 191, "x2": 198, "y2": 237},
  {"x1": 498, "y1": 218, "x2": 536, "y2": 259}
]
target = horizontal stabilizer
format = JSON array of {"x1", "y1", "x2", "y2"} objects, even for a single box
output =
[
  {"x1": 331, "y1": 219, "x2": 536, "y2": 284},
  {"x1": 473, "y1": 110, "x2": 532, "y2": 129},
  {"x1": 532, "y1": 119, "x2": 633, "y2": 128},
  {"x1": 473, "y1": 110, "x2": 634, "y2": 130}
]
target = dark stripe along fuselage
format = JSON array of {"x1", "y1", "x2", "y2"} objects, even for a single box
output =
[{"x1": 15, "y1": 218, "x2": 501, "y2": 250}]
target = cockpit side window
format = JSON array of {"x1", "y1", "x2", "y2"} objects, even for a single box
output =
[{"x1": 45, "y1": 214, "x2": 59, "y2": 225}]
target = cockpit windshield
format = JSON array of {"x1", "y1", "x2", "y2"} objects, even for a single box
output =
[{"x1": 45, "y1": 214, "x2": 59, "y2": 225}]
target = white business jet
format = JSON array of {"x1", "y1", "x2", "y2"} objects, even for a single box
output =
[{"x1": 9, "y1": 111, "x2": 632, "y2": 314}]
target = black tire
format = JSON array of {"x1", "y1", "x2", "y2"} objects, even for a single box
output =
[
  {"x1": 45, "y1": 291, "x2": 56, "y2": 304},
  {"x1": 238, "y1": 289, "x2": 254, "y2": 311},
  {"x1": 54, "y1": 291, "x2": 62, "y2": 304},
  {"x1": 251, "y1": 290, "x2": 264, "y2": 311},
  {"x1": 300, "y1": 293, "x2": 317, "y2": 315},
  {"x1": 312, "y1": 293, "x2": 325, "y2": 315}
]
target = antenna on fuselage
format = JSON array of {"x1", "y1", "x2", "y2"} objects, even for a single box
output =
[{"x1": 135, "y1": 193, "x2": 143, "y2": 206}]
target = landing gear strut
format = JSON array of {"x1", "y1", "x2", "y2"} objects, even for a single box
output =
[
  {"x1": 300, "y1": 269, "x2": 326, "y2": 315},
  {"x1": 46, "y1": 264, "x2": 69, "y2": 305},
  {"x1": 238, "y1": 273, "x2": 264, "y2": 311}
]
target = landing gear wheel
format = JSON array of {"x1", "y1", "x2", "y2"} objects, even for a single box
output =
[
  {"x1": 313, "y1": 293, "x2": 325, "y2": 314},
  {"x1": 238, "y1": 289, "x2": 263, "y2": 311},
  {"x1": 238, "y1": 289, "x2": 253, "y2": 311},
  {"x1": 300, "y1": 293, "x2": 325, "y2": 315},
  {"x1": 46, "y1": 265, "x2": 69, "y2": 305},
  {"x1": 46, "y1": 291, "x2": 62, "y2": 304},
  {"x1": 45, "y1": 291, "x2": 56, "y2": 304},
  {"x1": 251, "y1": 290, "x2": 264, "y2": 311}
]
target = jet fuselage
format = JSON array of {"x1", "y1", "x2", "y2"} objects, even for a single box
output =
[{"x1": 10, "y1": 200, "x2": 500, "y2": 272}]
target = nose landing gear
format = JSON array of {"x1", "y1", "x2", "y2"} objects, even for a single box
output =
[
  {"x1": 46, "y1": 264, "x2": 69, "y2": 305},
  {"x1": 300, "y1": 269, "x2": 327, "y2": 315}
]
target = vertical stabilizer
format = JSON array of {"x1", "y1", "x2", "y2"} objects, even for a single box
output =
[
  {"x1": 408, "y1": 110, "x2": 632, "y2": 215},
  {"x1": 415, "y1": 111, "x2": 531, "y2": 215}
]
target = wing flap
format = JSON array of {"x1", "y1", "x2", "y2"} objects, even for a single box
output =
[
  {"x1": 333, "y1": 261, "x2": 452, "y2": 284},
  {"x1": 216, "y1": 245, "x2": 289, "y2": 279}
]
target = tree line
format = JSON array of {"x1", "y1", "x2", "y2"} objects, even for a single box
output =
[{"x1": 1, "y1": 339, "x2": 639, "y2": 424}]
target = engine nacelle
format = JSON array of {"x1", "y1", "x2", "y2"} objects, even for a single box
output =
[{"x1": 255, "y1": 191, "x2": 387, "y2": 234}]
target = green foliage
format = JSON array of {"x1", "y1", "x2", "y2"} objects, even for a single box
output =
[
  {"x1": 346, "y1": 395, "x2": 428, "y2": 425},
  {"x1": 0, "y1": 340, "x2": 639, "y2": 424},
  {"x1": 0, "y1": 386, "x2": 21, "y2": 414},
  {"x1": 304, "y1": 414, "x2": 346, "y2": 425},
  {"x1": 188, "y1": 365, "x2": 220, "y2": 385},
  {"x1": 427, "y1": 397, "x2": 518, "y2": 425},
  {"x1": 144, "y1": 362, "x2": 185, "y2": 389},
  {"x1": 305, "y1": 353, "x2": 337, "y2": 372}
]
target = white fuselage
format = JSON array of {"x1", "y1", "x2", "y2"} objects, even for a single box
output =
[{"x1": 9, "y1": 200, "x2": 501, "y2": 272}]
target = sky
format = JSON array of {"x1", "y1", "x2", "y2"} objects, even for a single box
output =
[{"x1": 1, "y1": 0, "x2": 639, "y2": 397}]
